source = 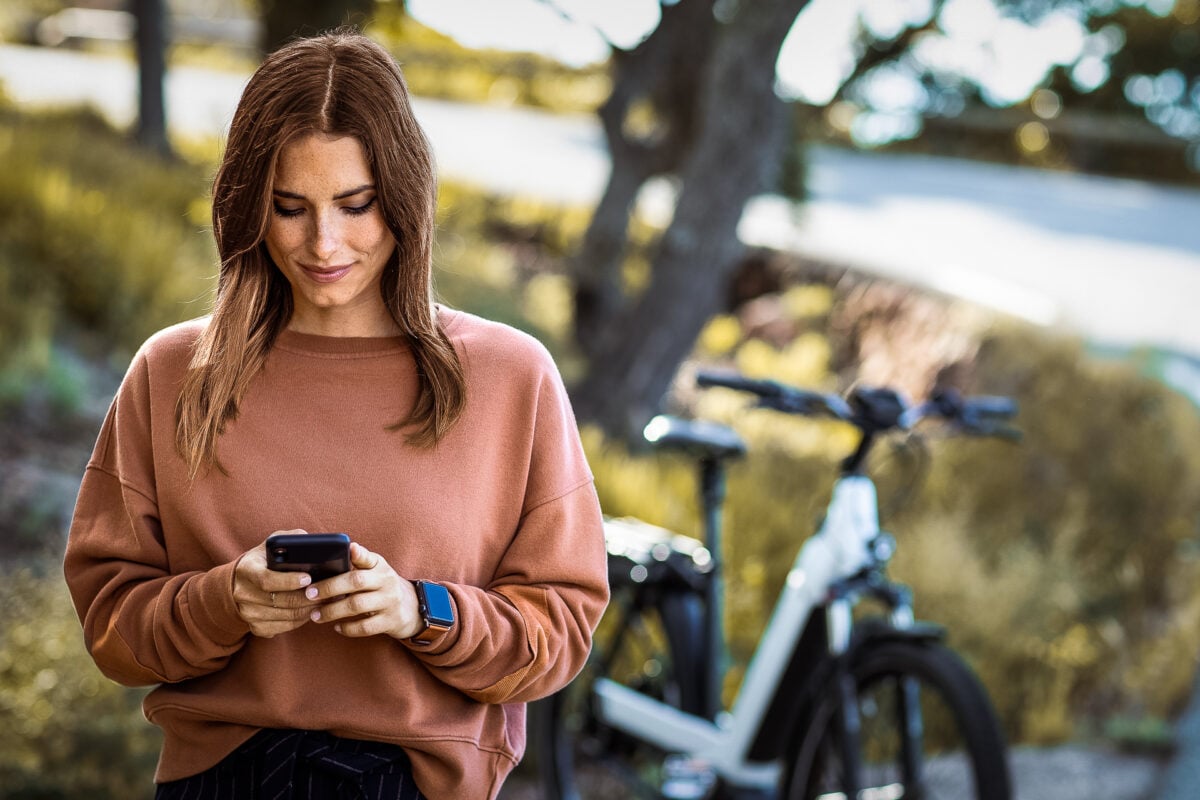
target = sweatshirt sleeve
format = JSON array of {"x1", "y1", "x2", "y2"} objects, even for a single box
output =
[
  {"x1": 63, "y1": 349, "x2": 252, "y2": 687},
  {"x1": 402, "y1": 350, "x2": 609, "y2": 704}
]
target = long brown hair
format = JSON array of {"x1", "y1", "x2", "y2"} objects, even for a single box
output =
[{"x1": 177, "y1": 30, "x2": 465, "y2": 477}]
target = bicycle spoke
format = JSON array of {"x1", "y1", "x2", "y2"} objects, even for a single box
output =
[
  {"x1": 837, "y1": 671, "x2": 863, "y2": 798},
  {"x1": 898, "y1": 675, "x2": 926, "y2": 791},
  {"x1": 789, "y1": 642, "x2": 1010, "y2": 800}
]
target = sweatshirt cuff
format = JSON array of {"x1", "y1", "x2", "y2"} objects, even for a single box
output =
[{"x1": 185, "y1": 560, "x2": 252, "y2": 646}]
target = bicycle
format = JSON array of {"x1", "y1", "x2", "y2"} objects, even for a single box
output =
[{"x1": 531, "y1": 370, "x2": 1019, "y2": 800}]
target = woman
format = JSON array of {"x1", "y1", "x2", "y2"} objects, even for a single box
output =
[{"x1": 64, "y1": 30, "x2": 608, "y2": 800}]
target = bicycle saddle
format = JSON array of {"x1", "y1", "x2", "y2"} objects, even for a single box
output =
[{"x1": 643, "y1": 414, "x2": 747, "y2": 460}]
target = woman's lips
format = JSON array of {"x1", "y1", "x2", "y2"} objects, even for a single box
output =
[{"x1": 301, "y1": 264, "x2": 352, "y2": 283}]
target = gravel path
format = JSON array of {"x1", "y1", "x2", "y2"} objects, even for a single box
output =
[
  {"x1": 1154, "y1": 671, "x2": 1200, "y2": 800},
  {"x1": 497, "y1": 745, "x2": 1168, "y2": 799},
  {"x1": 1010, "y1": 746, "x2": 1163, "y2": 800}
]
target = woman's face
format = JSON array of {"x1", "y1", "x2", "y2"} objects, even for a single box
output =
[{"x1": 265, "y1": 133, "x2": 398, "y2": 336}]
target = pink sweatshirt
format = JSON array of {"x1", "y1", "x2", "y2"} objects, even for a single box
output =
[{"x1": 64, "y1": 308, "x2": 609, "y2": 799}]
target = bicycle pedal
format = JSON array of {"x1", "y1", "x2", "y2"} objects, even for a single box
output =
[{"x1": 660, "y1": 754, "x2": 717, "y2": 800}]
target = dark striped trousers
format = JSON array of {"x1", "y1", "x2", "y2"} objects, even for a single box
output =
[{"x1": 155, "y1": 729, "x2": 427, "y2": 800}]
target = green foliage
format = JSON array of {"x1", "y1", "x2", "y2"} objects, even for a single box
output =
[
  {"x1": 0, "y1": 0, "x2": 61, "y2": 42},
  {"x1": 0, "y1": 346, "x2": 90, "y2": 422},
  {"x1": 1103, "y1": 712, "x2": 1176, "y2": 756},
  {"x1": 258, "y1": 0, "x2": 375, "y2": 54},
  {"x1": 0, "y1": 559, "x2": 160, "y2": 799},
  {"x1": 0, "y1": 105, "x2": 216, "y2": 389},
  {"x1": 911, "y1": 324, "x2": 1200, "y2": 742},
  {"x1": 432, "y1": 182, "x2": 592, "y2": 373}
]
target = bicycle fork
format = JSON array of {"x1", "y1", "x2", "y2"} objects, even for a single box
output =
[
  {"x1": 827, "y1": 598, "x2": 863, "y2": 799},
  {"x1": 826, "y1": 573, "x2": 925, "y2": 800}
]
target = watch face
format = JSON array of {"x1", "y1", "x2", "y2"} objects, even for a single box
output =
[{"x1": 420, "y1": 581, "x2": 454, "y2": 627}]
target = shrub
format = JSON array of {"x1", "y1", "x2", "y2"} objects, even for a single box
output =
[
  {"x1": 0, "y1": 559, "x2": 160, "y2": 799},
  {"x1": 0, "y1": 106, "x2": 215, "y2": 386}
]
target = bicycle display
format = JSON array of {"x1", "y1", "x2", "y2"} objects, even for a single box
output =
[{"x1": 531, "y1": 371, "x2": 1018, "y2": 800}]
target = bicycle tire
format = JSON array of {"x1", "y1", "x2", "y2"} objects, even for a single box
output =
[
  {"x1": 783, "y1": 638, "x2": 1011, "y2": 800},
  {"x1": 532, "y1": 589, "x2": 704, "y2": 800}
]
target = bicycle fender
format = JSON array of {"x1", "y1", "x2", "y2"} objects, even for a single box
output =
[
  {"x1": 848, "y1": 618, "x2": 945, "y2": 650},
  {"x1": 746, "y1": 617, "x2": 944, "y2": 763}
]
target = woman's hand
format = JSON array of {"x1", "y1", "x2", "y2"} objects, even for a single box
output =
[
  {"x1": 232, "y1": 529, "x2": 319, "y2": 638},
  {"x1": 306, "y1": 543, "x2": 423, "y2": 640}
]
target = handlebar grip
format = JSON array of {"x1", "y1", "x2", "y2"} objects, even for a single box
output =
[
  {"x1": 965, "y1": 396, "x2": 1019, "y2": 419},
  {"x1": 696, "y1": 370, "x2": 784, "y2": 397}
]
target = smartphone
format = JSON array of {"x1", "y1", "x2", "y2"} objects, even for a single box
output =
[{"x1": 265, "y1": 532, "x2": 351, "y2": 581}]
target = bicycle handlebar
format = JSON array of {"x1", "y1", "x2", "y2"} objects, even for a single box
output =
[
  {"x1": 916, "y1": 388, "x2": 1022, "y2": 440},
  {"x1": 696, "y1": 370, "x2": 1020, "y2": 441},
  {"x1": 696, "y1": 370, "x2": 854, "y2": 419}
]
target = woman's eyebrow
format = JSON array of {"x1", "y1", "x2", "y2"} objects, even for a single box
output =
[{"x1": 272, "y1": 184, "x2": 376, "y2": 201}]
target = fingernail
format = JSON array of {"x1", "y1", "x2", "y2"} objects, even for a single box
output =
[
  {"x1": 305, "y1": 587, "x2": 318, "y2": 600},
  {"x1": 299, "y1": 575, "x2": 312, "y2": 587},
  {"x1": 334, "y1": 624, "x2": 343, "y2": 634},
  {"x1": 310, "y1": 610, "x2": 321, "y2": 622}
]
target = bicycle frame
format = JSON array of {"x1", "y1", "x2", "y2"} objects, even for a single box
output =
[{"x1": 593, "y1": 474, "x2": 902, "y2": 790}]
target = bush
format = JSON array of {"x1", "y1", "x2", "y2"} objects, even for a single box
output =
[
  {"x1": 0, "y1": 559, "x2": 160, "y2": 799},
  {"x1": 921, "y1": 324, "x2": 1200, "y2": 741},
  {"x1": 0, "y1": 106, "x2": 216, "y2": 390}
]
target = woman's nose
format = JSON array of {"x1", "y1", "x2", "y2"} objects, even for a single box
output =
[{"x1": 311, "y1": 214, "x2": 340, "y2": 260}]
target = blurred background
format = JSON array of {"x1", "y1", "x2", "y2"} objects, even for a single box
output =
[{"x1": 2, "y1": 0, "x2": 1200, "y2": 798}]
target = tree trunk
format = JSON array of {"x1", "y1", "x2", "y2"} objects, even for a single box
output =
[
  {"x1": 572, "y1": 0, "x2": 812, "y2": 439},
  {"x1": 258, "y1": 0, "x2": 376, "y2": 54},
  {"x1": 572, "y1": 162, "x2": 649, "y2": 355},
  {"x1": 572, "y1": 0, "x2": 717, "y2": 358},
  {"x1": 133, "y1": 0, "x2": 170, "y2": 158}
]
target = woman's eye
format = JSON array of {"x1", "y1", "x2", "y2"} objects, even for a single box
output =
[
  {"x1": 272, "y1": 203, "x2": 303, "y2": 218},
  {"x1": 344, "y1": 197, "x2": 377, "y2": 216}
]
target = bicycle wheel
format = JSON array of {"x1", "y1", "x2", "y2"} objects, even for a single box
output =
[
  {"x1": 784, "y1": 639, "x2": 1011, "y2": 800},
  {"x1": 532, "y1": 589, "x2": 704, "y2": 800}
]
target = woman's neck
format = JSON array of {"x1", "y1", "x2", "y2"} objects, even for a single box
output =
[{"x1": 286, "y1": 304, "x2": 403, "y2": 338}]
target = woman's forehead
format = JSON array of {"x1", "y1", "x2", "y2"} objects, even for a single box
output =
[{"x1": 273, "y1": 134, "x2": 373, "y2": 193}]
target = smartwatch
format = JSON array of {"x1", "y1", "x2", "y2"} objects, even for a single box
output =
[{"x1": 411, "y1": 580, "x2": 455, "y2": 645}]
